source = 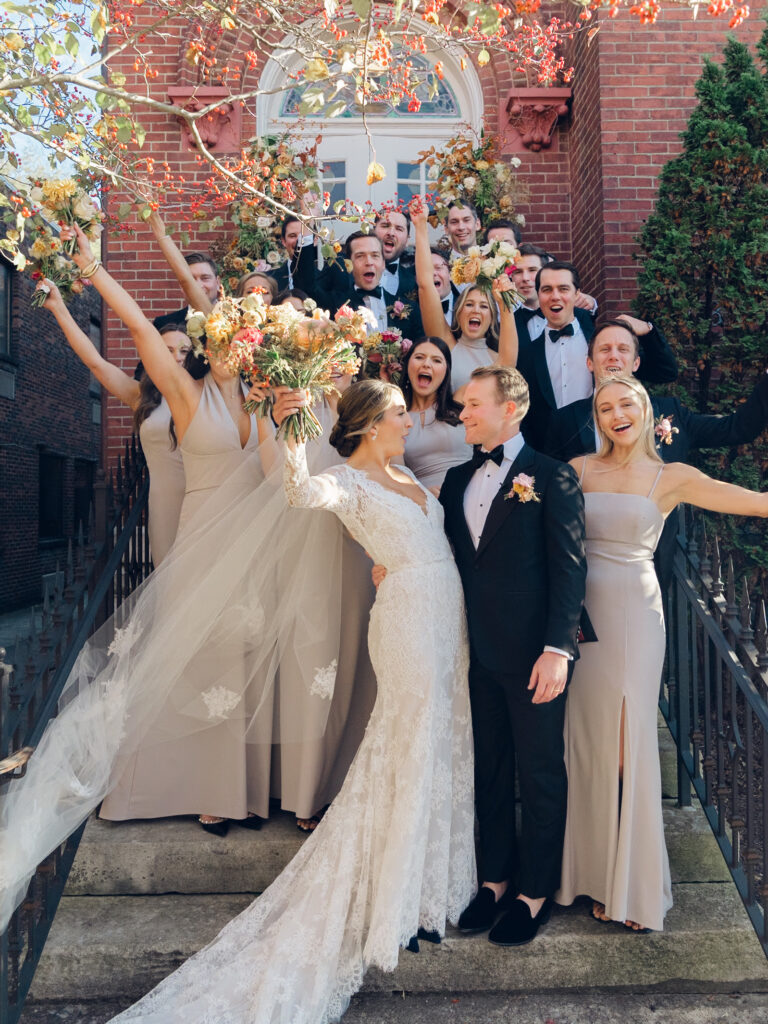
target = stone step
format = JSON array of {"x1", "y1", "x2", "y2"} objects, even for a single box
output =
[
  {"x1": 65, "y1": 800, "x2": 731, "y2": 898},
  {"x1": 29, "y1": 883, "x2": 768, "y2": 1003}
]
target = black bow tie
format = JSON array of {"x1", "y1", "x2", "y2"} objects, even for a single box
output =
[
  {"x1": 472, "y1": 444, "x2": 504, "y2": 469},
  {"x1": 355, "y1": 285, "x2": 382, "y2": 300},
  {"x1": 385, "y1": 260, "x2": 399, "y2": 273},
  {"x1": 549, "y1": 323, "x2": 575, "y2": 342},
  {"x1": 441, "y1": 295, "x2": 451, "y2": 311}
]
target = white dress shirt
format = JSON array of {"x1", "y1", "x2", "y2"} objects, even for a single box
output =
[
  {"x1": 463, "y1": 432, "x2": 571, "y2": 660},
  {"x1": 544, "y1": 319, "x2": 593, "y2": 408},
  {"x1": 358, "y1": 289, "x2": 388, "y2": 332},
  {"x1": 381, "y1": 262, "x2": 399, "y2": 294},
  {"x1": 442, "y1": 290, "x2": 455, "y2": 326},
  {"x1": 463, "y1": 434, "x2": 526, "y2": 549}
]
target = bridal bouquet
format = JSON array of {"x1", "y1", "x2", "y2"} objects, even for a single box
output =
[
  {"x1": 450, "y1": 239, "x2": 522, "y2": 312},
  {"x1": 362, "y1": 328, "x2": 412, "y2": 386},
  {"x1": 187, "y1": 294, "x2": 361, "y2": 441}
]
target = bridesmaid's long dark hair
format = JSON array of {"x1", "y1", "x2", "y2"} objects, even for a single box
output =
[
  {"x1": 400, "y1": 337, "x2": 463, "y2": 426},
  {"x1": 133, "y1": 324, "x2": 190, "y2": 433}
]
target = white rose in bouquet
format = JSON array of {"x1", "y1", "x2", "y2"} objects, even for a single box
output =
[{"x1": 73, "y1": 194, "x2": 98, "y2": 221}]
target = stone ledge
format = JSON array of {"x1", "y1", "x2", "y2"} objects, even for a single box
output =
[{"x1": 30, "y1": 884, "x2": 768, "y2": 1002}]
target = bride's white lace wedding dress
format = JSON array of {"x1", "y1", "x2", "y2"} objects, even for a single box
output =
[{"x1": 111, "y1": 443, "x2": 476, "y2": 1024}]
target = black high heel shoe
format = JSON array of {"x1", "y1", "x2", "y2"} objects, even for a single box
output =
[
  {"x1": 235, "y1": 814, "x2": 264, "y2": 831},
  {"x1": 198, "y1": 817, "x2": 229, "y2": 837}
]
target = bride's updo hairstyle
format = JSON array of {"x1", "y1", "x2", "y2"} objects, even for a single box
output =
[{"x1": 329, "y1": 379, "x2": 401, "y2": 457}]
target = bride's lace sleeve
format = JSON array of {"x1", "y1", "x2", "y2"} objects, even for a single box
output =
[{"x1": 283, "y1": 442, "x2": 345, "y2": 512}]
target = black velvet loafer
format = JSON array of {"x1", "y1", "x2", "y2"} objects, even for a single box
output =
[
  {"x1": 488, "y1": 897, "x2": 553, "y2": 947},
  {"x1": 458, "y1": 887, "x2": 504, "y2": 934}
]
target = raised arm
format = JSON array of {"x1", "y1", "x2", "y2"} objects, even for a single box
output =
[
  {"x1": 617, "y1": 316, "x2": 678, "y2": 385},
  {"x1": 147, "y1": 213, "x2": 213, "y2": 314},
  {"x1": 410, "y1": 199, "x2": 454, "y2": 348},
  {"x1": 493, "y1": 277, "x2": 518, "y2": 368},
  {"x1": 37, "y1": 279, "x2": 139, "y2": 409},
  {"x1": 283, "y1": 437, "x2": 346, "y2": 512},
  {"x1": 659, "y1": 462, "x2": 768, "y2": 518},
  {"x1": 62, "y1": 223, "x2": 200, "y2": 433}
]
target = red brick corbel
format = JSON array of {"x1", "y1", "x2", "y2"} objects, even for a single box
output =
[
  {"x1": 503, "y1": 87, "x2": 572, "y2": 153},
  {"x1": 167, "y1": 86, "x2": 242, "y2": 153}
]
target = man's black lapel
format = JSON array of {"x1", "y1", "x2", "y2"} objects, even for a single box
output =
[
  {"x1": 475, "y1": 444, "x2": 536, "y2": 560},
  {"x1": 531, "y1": 336, "x2": 557, "y2": 411},
  {"x1": 450, "y1": 459, "x2": 478, "y2": 556}
]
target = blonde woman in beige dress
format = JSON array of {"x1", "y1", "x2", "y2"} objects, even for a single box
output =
[
  {"x1": 557, "y1": 376, "x2": 768, "y2": 932},
  {"x1": 37, "y1": 280, "x2": 189, "y2": 565},
  {"x1": 410, "y1": 199, "x2": 518, "y2": 396}
]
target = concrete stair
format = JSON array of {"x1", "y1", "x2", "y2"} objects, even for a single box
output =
[{"x1": 26, "y1": 722, "x2": 768, "y2": 1006}]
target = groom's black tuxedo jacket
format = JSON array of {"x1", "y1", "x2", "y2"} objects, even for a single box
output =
[
  {"x1": 543, "y1": 377, "x2": 768, "y2": 591},
  {"x1": 440, "y1": 444, "x2": 587, "y2": 676},
  {"x1": 515, "y1": 310, "x2": 678, "y2": 450}
]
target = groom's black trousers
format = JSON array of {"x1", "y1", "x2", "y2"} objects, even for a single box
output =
[{"x1": 468, "y1": 660, "x2": 571, "y2": 898}]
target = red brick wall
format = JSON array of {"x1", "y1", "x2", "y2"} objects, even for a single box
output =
[
  {"x1": 569, "y1": 8, "x2": 762, "y2": 317},
  {"x1": 0, "y1": 272, "x2": 103, "y2": 611}
]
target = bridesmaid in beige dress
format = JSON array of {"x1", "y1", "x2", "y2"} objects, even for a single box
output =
[
  {"x1": 61, "y1": 222, "x2": 276, "y2": 834},
  {"x1": 399, "y1": 337, "x2": 472, "y2": 495},
  {"x1": 268, "y1": 382, "x2": 377, "y2": 832},
  {"x1": 557, "y1": 376, "x2": 768, "y2": 931},
  {"x1": 38, "y1": 280, "x2": 188, "y2": 565}
]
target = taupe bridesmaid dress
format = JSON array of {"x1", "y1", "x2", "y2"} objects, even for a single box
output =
[
  {"x1": 101, "y1": 374, "x2": 267, "y2": 820},
  {"x1": 138, "y1": 397, "x2": 185, "y2": 565},
  {"x1": 270, "y1": 398, "x2": 378, "y2": 820},
  {"x1": 403, "y1": 406, "x2": 472, "y2": 491},
  {"x1": 556, "y1": 461, "x2": 673, "y2": 931},
  {"x1": 449, "y1": 337, "x2": 494, "y2": 393}
]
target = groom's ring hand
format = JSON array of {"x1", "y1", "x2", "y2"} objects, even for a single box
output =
[{"x1": 528, "y1": 651, "x2": 568, "y2": 704}]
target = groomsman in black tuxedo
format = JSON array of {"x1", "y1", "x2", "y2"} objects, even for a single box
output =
[
  {"x1": 153, "y1": 253, "x2": 220, "y2": 330},
  {"x1": 270, "y1": 216, "x2": 316, "y2": 295},
  {"x1": 516, "y1": 261, "x2": 678, "y2": 450},
  {"x1": 374, "y1": 209, "x2": 417, "y2": 297},
  {"x1": 430, "y1": 246, "x2": 461, "y2": 326},
  {"x1": 440, "y1": 366, "x2": 587, "y2": 947},
  {"x1": 313, "y1": 232, "x2": 422, "y2": 338},
  {"x1": 545, "y1": 319, "x2": 768, "y2": 589}
]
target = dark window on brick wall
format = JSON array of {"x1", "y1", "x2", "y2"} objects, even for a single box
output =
[
  {"x1": 73, "y1": 458, "x2": 95, "y2": 536},
  {"x1": 39, "y1": 452, "x2": 65, "y2": 540},
  {"x1": 89, "y1": 317, "x2": 102, "y2": 396},
  {"x1": 0, "y1": 258, "x2": 11, "y2": 358}
]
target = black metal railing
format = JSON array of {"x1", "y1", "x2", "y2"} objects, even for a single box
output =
[
  {"x1": 662, "y1": 507, "x2": 768, "y2": 957},
  {"x1": 0, "y1": 435, "x2": 152, "y2": 1024}
]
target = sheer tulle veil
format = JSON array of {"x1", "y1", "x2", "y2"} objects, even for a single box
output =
[{"x1": 0, "y1": 435, "x2": 347, "y2": 931}]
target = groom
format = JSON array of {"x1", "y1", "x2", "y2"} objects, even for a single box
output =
[{"x1": 440, "y1": 365, "x2": 587, "y2": 946}]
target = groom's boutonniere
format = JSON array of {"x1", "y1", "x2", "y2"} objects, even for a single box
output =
[
  {"x1": 504, "y1": 473, "x2": 540, "y2": 504},
  {"x1": 654, "y1": 414, "x2": 679, "y2": 448}
]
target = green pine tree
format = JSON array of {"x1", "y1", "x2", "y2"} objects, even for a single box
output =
[{"x1": 634, "y1": 28, "x2": 768, "y2": 578}]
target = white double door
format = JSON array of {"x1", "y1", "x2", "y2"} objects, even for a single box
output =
[{"x1": 304, "y1": 121, "x2": 457, "y2": 240}]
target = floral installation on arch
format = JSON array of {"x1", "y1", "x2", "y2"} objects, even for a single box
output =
[{"x1": 208, "y1": 134, "x2": 323, "y2": 294}]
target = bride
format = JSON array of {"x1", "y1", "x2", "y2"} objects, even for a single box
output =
[
  {"x1": 107, "y1": 378, "x2": 476, "y2": 1023},
  {"x1": 2, "y1": 379, "x2": 476, "y2": 1023}
]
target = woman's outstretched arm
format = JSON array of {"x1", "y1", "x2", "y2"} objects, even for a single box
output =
[
  {"x1": 660, "y1": 462, "x2": 768, "y2": 518},
  {"x1": 62, "y1": 223, "x2": 200, "y2": 436},
  {"x1": 410, "y1": 199, "x2": 454, "y2": 349},
  {"x1": 147, "y1": 212, "x2": 214, "y2": 314},
  {"x1": 37, "y1": 279, "x2": 139, "y2": 409}
]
